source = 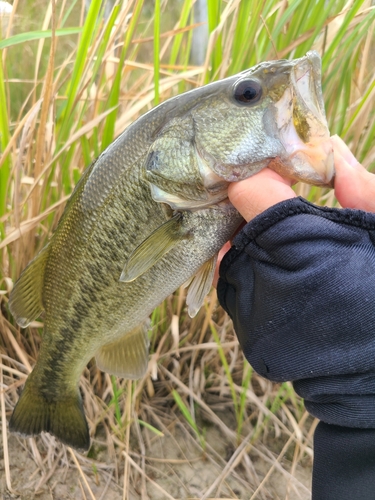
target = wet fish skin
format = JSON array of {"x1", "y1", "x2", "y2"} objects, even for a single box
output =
[{"x1": 8, "y1": 51, "x2": 334, "y2": 451}]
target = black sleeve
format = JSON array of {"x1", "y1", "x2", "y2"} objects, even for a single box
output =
[{"x1": 217, "y1": 197, "x2": 375, "y2": 500}]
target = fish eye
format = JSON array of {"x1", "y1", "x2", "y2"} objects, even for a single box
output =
[{"x1": 234, "y1": 79, "x2": 262, "y2": 104}]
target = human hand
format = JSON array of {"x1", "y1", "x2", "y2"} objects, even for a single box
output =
[
  {"x1": 332, "y1": 135, "x2": 375, "y2": 212},
  {"x1": 212, "y1": 170, "x2": 295, "y2": 285},
  {"x1": 213, "y1": 135, "x2": 374, "y2": 285},
  {"x1": 228, "y1": 134, "x2": 374, "y2": 221},
  {"x1": 215, "y1": 138, "x2": 375, "y2": 500}
]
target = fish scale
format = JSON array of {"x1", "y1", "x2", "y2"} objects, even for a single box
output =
[{"x1": 9, "y1": 51, "x2": 334, "y2": 450}]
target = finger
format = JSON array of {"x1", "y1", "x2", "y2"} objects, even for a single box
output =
[
  {"x1": 214, "y1": 169, "x2": 294, "y2": 287},
  {"x1": 331, "y1": 135, "x2": 364, "y2": 171},
  {"x1": 213, "y1": 241, "x2": 231, "y2": 288},
  {"x1": 228, "y1": 168, "x2": 296, "y2": 222},
  {"x1": 334, "y1": 151, "x2": 375, "y2": 212}
]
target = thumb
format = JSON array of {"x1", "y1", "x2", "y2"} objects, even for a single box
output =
[
  {"x1": 334, "y1": 153, "x2": 375, "y2": 213},
  {"x1": 228, "y1": 168, "x2": 296, "y2": 222}
]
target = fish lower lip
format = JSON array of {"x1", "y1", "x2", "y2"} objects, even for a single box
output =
[
  {"x1": 290, "y1": 144, "x2": 335, "y2": 186},
  {"x1": 267, "y1": 134, "x2": 335, "y2": 187}
]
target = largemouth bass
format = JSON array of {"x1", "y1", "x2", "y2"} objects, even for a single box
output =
[{"x1": 9, "y1": 51, "x2": 334, "y2": 451}]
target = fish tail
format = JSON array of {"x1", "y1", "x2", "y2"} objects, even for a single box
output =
[{"x1": 9, "y1": 373, "x2": 90, "y2": 451}]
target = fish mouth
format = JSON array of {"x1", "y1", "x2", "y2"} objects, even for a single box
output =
[{"x1": 272, "y1": 51, "x2": 334, "y2": 187}]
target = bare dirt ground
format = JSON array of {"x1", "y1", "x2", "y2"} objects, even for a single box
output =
[{"x1": 1, "y1": 413, "x2": 312, "y2": 500}]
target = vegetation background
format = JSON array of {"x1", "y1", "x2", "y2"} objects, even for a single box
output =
[{"x1": 0, "y1": 0, "x2": 374, "y2": 498}]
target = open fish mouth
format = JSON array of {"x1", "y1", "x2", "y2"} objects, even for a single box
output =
[
  {"x1": 146, "y1": 50, "x2": 334, "y2": 215},
  {"x1": 272, "y1": 51, "x2": 334, "y2": 187}
]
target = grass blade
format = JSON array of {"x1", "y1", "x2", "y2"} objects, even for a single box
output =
[
  {"x1": 169, "y1": 0, "x2": 192, "y2": 67},
  {"x1": 0, "y1": 27, "x2": 82, "y2": 50},
  {"x1": 154, "y1": 0, "x2": 161, "y2": 106},
  {"x1": 172, "y1": 389, "x2": 205, "y2": 449},
  {"x1": 0, "y1": 54, "x2": 10, "y2": 238},
  {"x1": 57, "y1": 0, "x2": 102, "y2": 148},
  {"x1": 322, "y1": 0, "x2": 367, "y2": 71},
  {"x1": 101, "y1": 0, "x2": 144, "y2": 150},
  {"x1": 205, "y1": 0, "x2": 223, "y2": 81}
]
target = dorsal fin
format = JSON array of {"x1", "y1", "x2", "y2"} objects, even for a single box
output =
[{"x1": 9, "y1": 245, "x2": 50, "y2": 328}]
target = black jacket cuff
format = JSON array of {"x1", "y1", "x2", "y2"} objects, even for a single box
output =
[{"x1": 217, "y1": 197, "x2": 375, "y2": 428}]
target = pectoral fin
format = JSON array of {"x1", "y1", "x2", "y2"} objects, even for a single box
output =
[
  {"x1": 9, "y1": 245, "x2": 50, "y2": 328},
  {"x1": 186, "y1": 255, "x2": 217, "y2": 318},
  {"x1": 120, "y1": 214, "x2": 190, "y2": 282},
  {"x1": 95, "y1": 321, "x2": 150, "y2": 379}
]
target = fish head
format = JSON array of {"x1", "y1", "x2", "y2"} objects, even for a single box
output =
[
  {"x1": 192, "y1": 50, "x2": 334, "y2": 187},
  {"x1": 145, "y1": 51, "x2": 334, "y2": 211}
]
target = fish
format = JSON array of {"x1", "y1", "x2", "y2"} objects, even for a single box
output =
[{"x1": 8, "y1": 50, "x2": 334, "y2": 451}]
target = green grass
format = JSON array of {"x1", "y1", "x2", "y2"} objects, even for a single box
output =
[
  {"x1": 0, "y1": 0, "x2": 374, "y2": 497},
  {"x1": 172, "y1": 389, "x2": 206, "y2": 450},
  {"x1": 153, "y1": 0, "x2": 160, "y2": 105},
  {"x1": 0, "y1": 27, "x2": 82, "y2": 50},
  {"x1": 110, "y1": 375, "x2": 125, "y2": 428},
  {"x1": 0, "y1": 55, "x2": 10, "y2": 237}
]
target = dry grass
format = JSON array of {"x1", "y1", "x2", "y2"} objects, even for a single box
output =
[
  {"x1": 0, "y1": 0, "x2": 374, "y2": 498},
  {"x1": 1, "y1": 304, "x2": 314, "y2": 499}
]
